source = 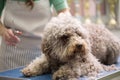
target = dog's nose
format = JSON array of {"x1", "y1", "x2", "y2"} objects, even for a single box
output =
[{"x1": 76, "y1": 44, "x2": 82, "y2": 49}]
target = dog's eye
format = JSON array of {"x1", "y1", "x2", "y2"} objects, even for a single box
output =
[
  {"x1": 61, "y1": 35, "x2": 70, "y2": 40},
  {"x1": 75, "y1": 30, "x2": 82, "y2": 37}
]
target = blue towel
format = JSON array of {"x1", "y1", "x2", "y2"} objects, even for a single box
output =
[{"x1": 0, "y1": 57, "x2": 120, "y2": 80}]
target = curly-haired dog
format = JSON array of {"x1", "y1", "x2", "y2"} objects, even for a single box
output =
[{"x1": 21, "y1": 14, "x2": 120, "y2": 80}]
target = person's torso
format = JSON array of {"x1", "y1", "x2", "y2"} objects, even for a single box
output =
[{"x1": 2, "y1": 0, "x2": 52, "y2": 37}]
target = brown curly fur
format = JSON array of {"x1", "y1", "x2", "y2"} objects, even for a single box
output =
[
  {"x1": 21, "y1": 14, "x2": 119, "y2": 80},
  {"x1": 84, "y1": 24, "x2": 120, "y2": 65}
]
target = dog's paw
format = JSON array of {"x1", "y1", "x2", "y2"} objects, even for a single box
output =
[
  {"x1": 108, "y1": 64, "x2": 118, "y2": 70},
  {"x1": 102, "y1": 64, "x2": 118, "y2": 71},
  {"x1": 53, "y1": 71, "x2": 78, "y2": 80},
  {"x1": 21, "y1": 67, "x2": 38, "y2": 77}
]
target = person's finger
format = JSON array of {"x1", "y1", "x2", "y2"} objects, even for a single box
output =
[
  {"x1": 4, "y1": 34, "x2": 20, "y2": 45},
  {"x1": 7, "y1": 30, "x2": 21, "y2": 43},
  {"x1": 4, "y1": 33, "x2": 18, "y2": 43},
  {"x1": 3, "y1": 29, "x2": 21, "y2": 46},
  {"x1": 14, "y1": 35, "x2": 21, "y2": 42},
  {"x1": 7, "y1": 36, "x2": 20, "y2": 44}
]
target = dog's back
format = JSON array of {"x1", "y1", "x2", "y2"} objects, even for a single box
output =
[
  {"x1": 44, "y1": 13, "x2": 120, "y2": 65},
  {"x1": 83, "y1": 24, "x2": 120, "y2": 65}
]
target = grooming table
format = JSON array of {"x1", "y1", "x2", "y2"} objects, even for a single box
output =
[{"x1": 0, "y1": 57, "x2": 120, "y2": 80}]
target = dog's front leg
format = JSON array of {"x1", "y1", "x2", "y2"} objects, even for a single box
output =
[
  {"x1": 21, "y1": 54, "x2": 49, "y2": 77},
  {"x1": 53, "y1": 64, "x2": 81, "y2": 80}
]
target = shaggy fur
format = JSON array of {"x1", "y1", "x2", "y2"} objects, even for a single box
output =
[{"x1": 21, "y1": 14, "x2": 120, "y2": 80}]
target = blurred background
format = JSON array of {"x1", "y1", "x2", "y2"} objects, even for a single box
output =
[
  {"x1": 66, "y1": 0, "x2": 120, "y2": 38},
  {"x1": 0, "y1": 0, "x2": 120, "y2": 45},
  {"x1": 67, "y1": 0, "x2": 119, "y2": 28}
]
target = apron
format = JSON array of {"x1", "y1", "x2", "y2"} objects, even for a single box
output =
[{"x1": 0, "y1": 0, "x2": 52, "y2": 72}]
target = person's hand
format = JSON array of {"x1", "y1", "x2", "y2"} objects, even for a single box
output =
[{"x1": 2, "y1": 28, "x2": 22, "y2": 46}]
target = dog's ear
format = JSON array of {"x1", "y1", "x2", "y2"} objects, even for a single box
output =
[{"x1": 41, "y1": 39, "x2": 52, "y2": 55}]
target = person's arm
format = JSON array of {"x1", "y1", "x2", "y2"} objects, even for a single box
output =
[
  {"x1": 0, "y1": 20, "x2": 22, "y2": 46},
  {"x1": 51, "y1": 0, "x2": 70, "y2": 14},
  {"x1": 0, "y1": 0, "x2": 22, "y2": 46},
  {"x1": 0, "y1": 20, "x2": 7, "y2": 36},
  {"x1": 57, "y1": 8, "x2": 70, "y2": 14}
]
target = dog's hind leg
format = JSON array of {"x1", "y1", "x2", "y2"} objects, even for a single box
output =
[
  {"x1": 21, "y1": 54, "x2": 50, "y2": 77},
  {"x1": 105, "y1": 46, "x2": 120, "y2": 65}
]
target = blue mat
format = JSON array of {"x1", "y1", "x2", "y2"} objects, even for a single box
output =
[{"x1": 0, "y1": 57, "x2": 120, "y2": 80}]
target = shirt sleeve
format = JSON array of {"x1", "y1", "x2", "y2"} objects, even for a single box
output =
[
  {"x1": 51, "y1": 0, "x2": 69, "y2": 12},
  {"x1": 0, "y1": 0, "x2": 6, "y2": 16}
]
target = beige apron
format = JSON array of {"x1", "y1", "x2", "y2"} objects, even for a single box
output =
[{"x1": 0, "y1": 0, "x2": 52, "y2": 72}]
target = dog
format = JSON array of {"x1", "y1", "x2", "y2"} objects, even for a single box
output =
[{"x1": 21, "y1": 13, "x2": 120, "y2": 80}]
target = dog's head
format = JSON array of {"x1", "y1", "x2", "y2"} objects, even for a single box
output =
[{"x1": 42, "y1": 14, "x2": 91, "y2": 62}]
